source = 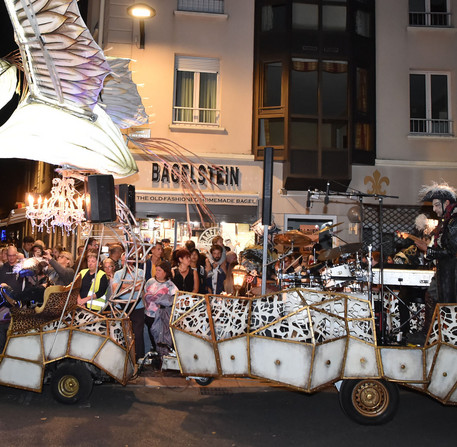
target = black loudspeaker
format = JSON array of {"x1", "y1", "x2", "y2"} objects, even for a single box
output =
[
  {"x1": 86, "y1": 175, "x2": 116, "y2": 223},
  {"x1": 262, "y1": 146, "x2": 274, "y2": 225},
  {"x1": 118, "y1": 184, "x2": 136, "y2": 215}
]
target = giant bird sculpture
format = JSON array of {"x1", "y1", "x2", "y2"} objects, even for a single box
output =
[
  {"x1": 0, "y1": 0, "x2": 142, "y2": 178},
  {"x1": 0, "y1": 0, "x2": 214, "y2": 219}
]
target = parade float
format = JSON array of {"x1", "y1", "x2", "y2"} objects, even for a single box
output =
[
  {"x1": 0, "y1": 0, "x2": 204, "y2": 405},
  {"x1": 1, "y1": 0, "x2": 457, "y2": 428},
  {"x1": 170, "y1": 286, "x2": 457, "y2": 425},
  {"x1": 0, "y1": 196, "x2": 144, "y2": 404}
]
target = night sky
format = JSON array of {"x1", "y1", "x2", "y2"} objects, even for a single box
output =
[
  {"x1": 1, "y1": 1, "x2": 19, "y2": 127},
  {"x1": 0, "y1": 1, "x2": 88, "y2": 217},
  {"x1": 0, "y1": 2, "x2": 28, "y2": 218}
]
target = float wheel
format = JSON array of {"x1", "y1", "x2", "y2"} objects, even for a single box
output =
[{"x1": 339, "y1": 379, "x2": 399, "y2": 425}]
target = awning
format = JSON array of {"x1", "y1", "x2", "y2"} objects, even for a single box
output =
[
  {"x1": 135, "y1": 190, "x2": 260, "y2": 223},
  {"x1": 0, "y1": 208, "x2": 27, "y2": 227},
  {"x1": 135, "y1": 202, "x2": 259, "y2": 223}
]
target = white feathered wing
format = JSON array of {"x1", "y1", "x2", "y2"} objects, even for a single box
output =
[{"x1": 0, "y1": 0, "x2": 138, "y2": 178}]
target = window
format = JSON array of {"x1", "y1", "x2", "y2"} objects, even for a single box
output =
[
  {"x1": 290, "y1": 59, "x2": 318, "y2": 115},
  {"x1": 410, "y1": 72, "x2": 451, "y2": 135},
  {"x1": 355, "y1": 9, "x2": 371, "y2": 37},
  {"x1": 290, "y1": 1, "x2": 347, "y2": 32},
  {"x1": 355, "y1": 68, "x2": 372, "y2": 151},
  {"x1": 409, "y1": 0, "x2": 450, "y2": 27},
  {"x1": 288, "y1": 58, "x2": 349, "y2": 174},
  {"x1": 263, "y1": 62, "x2": 283, "y2": 107},
  {"x1": 177, "y1": 0, "x2": 224, "y2": 14},
  {"x1": 254, "y1": 0, "x2": 376, "y2": 178},
  {"x1": 321, "y1": 60, "x2": 347, "y2": 117},
  {"x1": 173, "y1": 56, "x2": 220, "y2": 126},
  {"x1": 262, "y1": 4, "x2": 287, "y2": 31},
  {"x1": 292, "y1": 3, "x2": 318, "y2": 30},
  {"x1": 259, "y1": 118, "x2": 284, "y2": 146},
  {"x1": 323, "y1": 3, "x2": 347, "y2": 31}
]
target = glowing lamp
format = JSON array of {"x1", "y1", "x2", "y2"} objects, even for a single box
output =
[
  {"x1": 26, "y1": 175, "x2": 86, "y2": 235},
  {"x1": 232, "y1": 265, "x2": 247, "y2": 296},
  {"x1": 127, "y1": 4, "x2": 156, "y2": 49}
]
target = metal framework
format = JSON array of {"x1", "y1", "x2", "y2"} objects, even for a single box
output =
[
  {"x1": 103, "y1": 196, "x2": 149, "y2": 317},
  {"x1": 170, "y1": 287, "x2": 457, "y2": 405},
  {"x1": 1, "y1": 283, "x2": 135, "y2": 393}
]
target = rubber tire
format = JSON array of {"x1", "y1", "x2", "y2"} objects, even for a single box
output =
[
  {"x1": 339, "y1": 379, "x2": 399, "y2": 425},
  {"x1": 51, "y1": 363, "x2": 94, "y2": 405},
  {"x1": 194, "y1": 377, "x2": 214, "y2": 386}
]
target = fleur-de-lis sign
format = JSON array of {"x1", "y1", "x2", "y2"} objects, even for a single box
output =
[{"x1": 364, "y1": 169, "x2": 390, "y2": 195}]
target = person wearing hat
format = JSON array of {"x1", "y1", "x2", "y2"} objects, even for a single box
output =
[{"x1": 409, "y1": 182, "x2": 457, "y2": 344}]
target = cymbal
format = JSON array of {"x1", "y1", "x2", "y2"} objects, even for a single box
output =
[
  {"x1": 274, "y1": 230, "x2": 312, "y2": 247},
  {"x1": 317, "y1": 242, "x2": 362, "y2": 261},
  {"x1": 318, "y1": 222, "x2": 343, "y2": 233}
]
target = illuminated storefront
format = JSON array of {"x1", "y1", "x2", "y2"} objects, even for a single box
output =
[{"x1": 128, "y1": 158, "x2": 262, "y2": 250}]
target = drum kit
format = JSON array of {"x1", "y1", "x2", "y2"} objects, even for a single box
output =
[{"x1": 273, "y1": 229, "x2": 366, "y2": 292}]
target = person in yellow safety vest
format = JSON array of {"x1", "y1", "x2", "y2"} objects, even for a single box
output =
[{"x1": 77, "y1": 251, "x2": 109, "y2": 312}]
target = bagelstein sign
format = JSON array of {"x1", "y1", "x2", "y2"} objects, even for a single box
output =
[{"x1": 152, "y1": 162, "x2": 240, "y2": 187}]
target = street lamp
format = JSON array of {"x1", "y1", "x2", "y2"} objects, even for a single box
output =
[
  {"x1": 232, "y1": 265, "x2": 247, "y2": 296},
  {"x1": 127, "y1": 3, "x2": 156, "y2": 49}
]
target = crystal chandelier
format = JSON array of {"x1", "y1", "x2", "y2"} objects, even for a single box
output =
[{"x1": 26, "y1": 176, "x2": 86, "y2": 234}]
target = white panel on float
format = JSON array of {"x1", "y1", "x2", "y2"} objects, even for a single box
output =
[
  {"x1": 344, "y1": 338, "x2": 379, "y2": 377},
  {"x1": 94, "y1": 340, "x2": 127, "y2": 380},
  {"x1": 448, "y1": 380, "x2": 457, "y2": 403},
  {"x1": 174, "y1": 330, "x2": 218, "y2": 375},
  {"x1": 301, "y1": 290, "x2": 327, "y2": 305},
  {"x1": 5, "y1": 335, "x2": 42, "y2": 361},
  {"x1": 43, "y1": 330, "x2": 70, "y2": 360},
  {"x1": 0, "y1": 358, "x2": 42, "y2": 390},
  {"x1": 380, "y1": 347, "x2": 424, "y2": 381},
  {"x1": 69, "y1": 331, "x2": 104, "y2": 360},
  {"x1": 310, "y1": 338, "x2": 346, "y2": 389},
  {"x1": 425, "y1": 344, "x2": 437, "y2": 377},
  {"x1": 126, "y1": 358, "x2": 135, "y2": 378},
  {"x1": 427, "y1": 344, "x2": 457, "y2": 399},
  {"x1": 250, "y1": 337, "x2": 312, "y2": 389},
  {"x1": 218, "y1": 337, "x2": 248, "y2": 375}
]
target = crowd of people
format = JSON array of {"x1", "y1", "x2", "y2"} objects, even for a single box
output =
[
  {"x1": 3, "y1": 177, "x2": 453, "y2": 361},
  {"x1": 136, "y1": 235, "x2": 241, "y2": 363},
  {"x1": 0, "y1": 234, "x2": 244, "y2": 363},
  {"x1": 0, "y1": 238, "x2": 76, "y2": 351}
]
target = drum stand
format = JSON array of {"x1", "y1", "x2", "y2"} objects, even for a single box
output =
[
  {"x1": 276, "y1": 246, "x2": 294, "y2": 289},
  {"x1": 315, "y1": 182, "x2": 399, "y2": 345}
]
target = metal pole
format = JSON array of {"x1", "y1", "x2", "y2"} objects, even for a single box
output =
[
  {"x1": 173, "y1": 220, "x2": 178, "y2": 250},
  {"x1": 261, "y1": 147, "x2": 274, "y2": 296},
  {"x1": 359, "y1": 196, "x2": 364, "y2": 244},
  {"x1": 367, "y1": 244, "x2": 373, "y2": 309},
  {"x1": 378, "y1": 197, "x2": 386, "y2": 345},
  {"x1": 261, "y1": 225, "x2": 268, "y2": 295}
]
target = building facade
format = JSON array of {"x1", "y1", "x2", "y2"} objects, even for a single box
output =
[
  {"x1": 96, "y1": 0, "x2": 262, "y2": 245},
  {"x1": 94, "y1": 0, "x2": 457, "y2": 251}
]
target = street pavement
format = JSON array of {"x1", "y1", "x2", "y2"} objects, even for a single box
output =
[{"x1": 0, "y1": 367, "x2": 456, "y2": 447}]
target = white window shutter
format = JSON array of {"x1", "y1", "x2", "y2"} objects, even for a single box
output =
[{"x1": 176, "y1": 56, "x2": 220, "y2": 73}]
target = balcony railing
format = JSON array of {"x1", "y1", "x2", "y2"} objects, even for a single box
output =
[
  {"x1": 410, "y1": 118, "x2": 453, "y2": 135},
  {"x1": 173, "y1": 106, "x2": 221, "y2": 126},
  {"x1": 177, "y1": 0, "x2": 224, "y2": 14},
  {"x1": 409, "y1": 11, "x2": 451, "y2": 27}
]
